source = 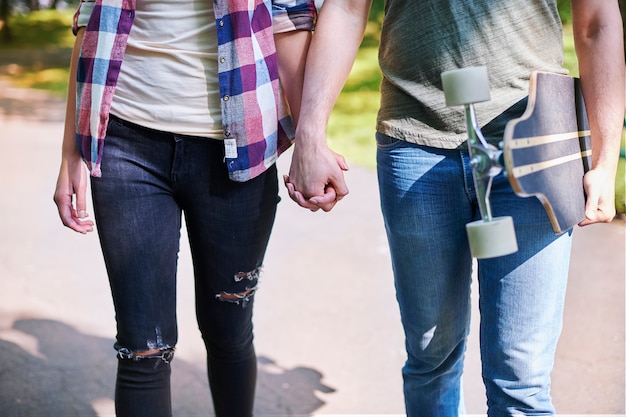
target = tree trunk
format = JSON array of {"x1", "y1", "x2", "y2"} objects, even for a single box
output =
[
  {"x1": 28, "y1": 0, "x2": 39, "y2": 12},
  {"x1": 0, "y1": 0, "x2": 12, "y2": 43}
]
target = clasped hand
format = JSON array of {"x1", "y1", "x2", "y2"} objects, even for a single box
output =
[{"x1": 284, "y1": 142, "x2": 350, "y2": 212}]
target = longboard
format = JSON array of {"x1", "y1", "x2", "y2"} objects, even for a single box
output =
[{"x1": 503, "y1": 71, "x2": 591, "y2": 234}]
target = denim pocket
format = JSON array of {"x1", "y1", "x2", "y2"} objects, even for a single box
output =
[
  {"x1": 376, "y1": 132, "x2": 405, "y2": 150},
  {"x1": 107, "y1": 114, "x2": 126, "y2": 131}
]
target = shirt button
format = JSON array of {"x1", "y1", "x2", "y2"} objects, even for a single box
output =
[
  {"x1": 220, "y1": 57, "x2": 225, "y2": 64},
  {"x1": 223, "y1": 95, "x2": 230, "y2": 102},
  {"x1": 225, "y1": 131, "x2": 231, "y2": 137},
  {"x1": 219, "y1": 20, "x2": 224, "y2": 27}
]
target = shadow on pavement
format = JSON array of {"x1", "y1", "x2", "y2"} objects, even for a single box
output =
[
  {"x1": 0, "y1": 83, "x2": 623, "y2": 414},
  {"x1": 0, "y1": 317, "x2": 335, "y2": 416}
]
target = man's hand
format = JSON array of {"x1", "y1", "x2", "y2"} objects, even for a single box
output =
[
  {"x1": 285, "y1": 140, "x2": 349, "y2": 212},
  {"x1": 578, "y1": 167, "x2": 617, "y2": 227}
]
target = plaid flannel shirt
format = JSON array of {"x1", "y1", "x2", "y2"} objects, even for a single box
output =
[{"x1": 73, "y1": 0, "x2": 316, "y2": 181}]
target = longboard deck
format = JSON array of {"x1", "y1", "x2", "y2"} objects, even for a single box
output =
[{"x1": 503, "y1": 71, "x2": 591, "y2": 234}]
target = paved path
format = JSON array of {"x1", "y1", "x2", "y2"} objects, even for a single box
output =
[{"x1": 0, "y1": 87, "x2": 624, "y2": 416}]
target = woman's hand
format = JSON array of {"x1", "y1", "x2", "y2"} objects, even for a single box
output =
[{"x1": 53, "y1": 154, "x2": 94, "y2": 234}]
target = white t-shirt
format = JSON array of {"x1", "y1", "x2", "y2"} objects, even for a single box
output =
[{"x1": 110, "y1": 0, "x2": 223, "y2": 138}]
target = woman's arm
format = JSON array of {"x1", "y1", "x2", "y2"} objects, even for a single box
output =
[
  {"x1": 275, "y1": 30, "x2": 311, "y2": 126},
  {"x1": 53, "y1": 27, "x2": 94, "y2": 234}
]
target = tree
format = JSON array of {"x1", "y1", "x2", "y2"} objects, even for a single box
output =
[
  {"x1": 25, "y1": 0, "x2": 38, "y2": 11},
  {"x1": 0, "y1": 0, "x2": 11, "y2": 42}
]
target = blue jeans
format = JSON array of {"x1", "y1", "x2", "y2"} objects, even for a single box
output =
[
  {"x1": 376, "y1": 133, "x2": 572, "y2": 416},
  {"x1": 91, "y1": 116, "x2": 279, "y2": 417}
]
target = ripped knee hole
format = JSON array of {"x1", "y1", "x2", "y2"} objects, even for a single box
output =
[
  {"x1": 216, "y1": 287, "x2": 255, "y2": 302},
  {"x1": 117, "y1": 347, "x2": 175, "y2": 363}
]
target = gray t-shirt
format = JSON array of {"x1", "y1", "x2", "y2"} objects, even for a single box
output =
[{"x1": 377, "y1": 0, "x2": 566, "y2": 148}]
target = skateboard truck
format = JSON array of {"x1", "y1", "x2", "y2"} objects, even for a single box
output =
[{"x1": 441, "y1": 66, "x2": 518, "y2": 259}]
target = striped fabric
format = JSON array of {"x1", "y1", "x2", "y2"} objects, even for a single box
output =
[{"x1": 74, "y1": 0, "x2": 316, "y2": 181}]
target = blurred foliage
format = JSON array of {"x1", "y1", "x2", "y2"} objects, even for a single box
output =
[
  {"x1": 0, "y1": 8, "x2": 73, "y2": 49},
  {"x1": 0, "y1": 1, "x2": 623, "y2": 215},
  {"x1": 618, "y1": 160, "x2": 626, "y2": 217},
  {"x1": 0, "y1": 9, "x2": 73, "y2": 95},
  {"x1": 0, "y1": 0, "x2": 78, "y2": 41},
  {"x1": 557, "y1": 0, "x2": 572, "y2": 24},
  {"x1": 618, "y1": 130, "x2": 626, "y2": 216}
]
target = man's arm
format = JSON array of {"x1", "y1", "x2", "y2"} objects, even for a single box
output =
[
  {"x1": 571, "y1": 0, "x2": 625, "y2": 226},
  {"x1": 286, "y1": 0, "x2": 372, "y2": 211}
]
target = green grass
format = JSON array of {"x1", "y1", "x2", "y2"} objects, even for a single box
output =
[
  {"x1": 618, "y1": 131, "x2": 626, "y2": 216},
  {"x1": 327, "y1": 44, "x2": 381, "y2": 169},
  {"x1": 0, "y1": 9, "x2": 74, "y2": 96},
  {"x1": 562, "y1": 24, "x2": 579, "y2": 77},
  {"x1": 0, "y1": 9, "x2": 75, "y2": 49}
]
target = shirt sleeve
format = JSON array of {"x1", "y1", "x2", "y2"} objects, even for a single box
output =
[
  {"x1": 72, "y1": 0, "x2": 96, "y2": 35},
  {"x1": 272, "y1": 0, "x2": 317, "y2": 34}
]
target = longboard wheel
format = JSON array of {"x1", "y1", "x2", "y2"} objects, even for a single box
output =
[
  {"x1": 441, "y1": 66, "x2": 491, "y2": 106},
  {"x1": 466, "y1": 216, "x2": 518, "y2": 259}
]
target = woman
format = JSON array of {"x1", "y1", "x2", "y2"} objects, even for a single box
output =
[{"x1": 53, "y1": 0, "x2": 316, "y2": 416}]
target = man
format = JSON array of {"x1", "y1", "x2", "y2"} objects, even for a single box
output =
[{"x1": 286, "y1": 0, "x2": 624, "y2": 415}]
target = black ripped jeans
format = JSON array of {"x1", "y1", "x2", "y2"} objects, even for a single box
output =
[{"x1": 91, "y1": 116, "x2": 279, "y2": 417}]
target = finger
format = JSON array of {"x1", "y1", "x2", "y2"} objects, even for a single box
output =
[
  {"x1": 61, "y1": 204, "x2": 94, "y2": 233},
  {"x1": 579, "y1": 171, "x2": 615, "y2": 226},
  {"x1": 335, "y1": 154, "x2": 350, "y2": 171},
  {"x1": 330, "y1": 178, "x2": 349, "y2": 201},
  {"x1": 67, "y1": 207, "x2": 95, "y2": 233},
  {"x1": 55, "y1": 194, "x2": 93, "y2": 234},
  {"x1": 584, "y1": 180, "x2": 600, "y2": 221},
  {"x1": 74, "y1": 187, "x2": 89, "y2": 220},
  {"x1": 319, "y1": 201, "x2": 337, "y2": 212},
  {"x1": 285, "y1": 180, "x2": 321, "y2": 211},
  {"x1": 310, "y1": 187, "x2": 339, "y2": 212},
  {"x1": 297, "y1": 192, "x2": 322, "y2": 212},
  {"x1": 309, "y1": 186, "x2": 337, "y2": 206},
  {"x1": 72, "y1": 216, "x2": 95, "y2": 234},
  {"x1": 581, "y1": 203, "x2": 614, "y2": 225},
  {"x1": 54, "y1": 193, "x2": 74, "y2": 226}
]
